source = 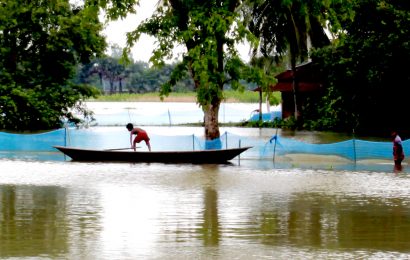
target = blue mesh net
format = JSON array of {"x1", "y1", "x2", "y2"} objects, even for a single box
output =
[
  {"x1": 0, "y1": 129, "x2": 66, "y2": 151},
  {"x1": 0, "y1": 128, "x2": 407, "y2": 163},
  {"x1": 271, "y1": 137, "x2": 356, "y2": 160},
  {"x1": 248, "y1": 111, "x2": 282, "y2": 122},
  {"x1": 262, "y1": 135, "x2": 409, "y2": 161}
]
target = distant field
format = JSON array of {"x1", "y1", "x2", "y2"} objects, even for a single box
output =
[{"x1": 89, "y1": 90, "x2": 280, "y2": 104}]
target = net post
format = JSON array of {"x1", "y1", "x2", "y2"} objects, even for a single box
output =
[
  {"x1": 238, "y1": 139, "x2": 241, "y2": 165},
  {"x1": 273, "y1": 127, "x2": 279, "y2": 164},
  {"x1": 225, "y1": 131, "x2": 228, "y2": 150},
  {"x1": 192, "y1": 134, "x2": 195, "y2": 151},
  {"x1": 63, "y1": 126, "x2": 68, "y2": 161},
  {"x1": 168, "y1": 109, "x2": 172, "y2": 126},
  {"x1": 352, "y1": 129, "x2": 357, "y2": 164}
]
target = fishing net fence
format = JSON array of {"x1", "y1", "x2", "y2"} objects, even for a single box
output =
[{"x1": 0, "y1": 128, "x2": 407, "y2": 163}]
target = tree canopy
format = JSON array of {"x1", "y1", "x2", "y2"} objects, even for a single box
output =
[
  {"x1": 0, "y1": 0, "x2": 105, "y2": 130},
  {"x1": 247, "y1": 0, "x2": 332, "y2": 119},
  {"x1": 2, "y1": 0, "x2": 405, "y2": 137},
  {"x1": 124, "y1": 0, "x2": 270, "y2": 140},
  {"x1": 306, "y1": 0, "x2": 410, "y2": 135},
  {"x1": 76, "y1": 57, "x2": 196, "y2": 94}
]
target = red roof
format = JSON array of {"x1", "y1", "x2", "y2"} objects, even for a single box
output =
[
  {"x1": 254, "y1": 82, "x2": 321, "y2": 92},
  {"x1": 253, "y1": 62, "x2": 322, "y2": 93},
  {"x1": 271, "y1": 82, "x2": 321, "y2": 92}
]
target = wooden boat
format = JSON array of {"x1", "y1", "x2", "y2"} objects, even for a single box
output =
[{"x1": 54, "y1": 145, "x2": 251, "y2": 164}]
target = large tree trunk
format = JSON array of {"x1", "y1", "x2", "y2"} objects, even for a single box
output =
[
  {"x1": 203, "y1": 101, "x2": 221, "y2": 149},
  {"x1": 189, "y1": 67, "x2": 222, "y2": 142},
  {"x1": 203, "y1": 102, "x2": 221, "y2": 140},
  {"x1": 173, "y1": 0, "x2": 236, "y2": 143}
]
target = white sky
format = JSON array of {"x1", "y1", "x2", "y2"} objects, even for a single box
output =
[
  {"x1": 101, "y1": 1, "x2": 158, "y2": 62},
  {"x1": 101, "y1": 1, "x2": 251, "y2": 63}
]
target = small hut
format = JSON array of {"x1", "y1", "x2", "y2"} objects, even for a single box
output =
[
  {"x1": 252, "y1": 61, "x2": 322, "y2": 121},
  {"x1": 270, "y1": 61, "x2": 322, "y2": 119}
]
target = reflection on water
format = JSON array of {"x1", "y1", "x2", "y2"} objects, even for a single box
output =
[
  {"x1": 0, "y1": 184, "x2": 101, "y2": 258},
  {"x1": 0, "y1": 185, "x2": 67, "y2": 258},
  {"x1": 1, "y1": 160, "x2": 410, "y2": 259}
]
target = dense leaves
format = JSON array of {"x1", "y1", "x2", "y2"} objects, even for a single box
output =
[
  {"x1": 247, "y1": 0, "x2": 333, "y2": 119},
  {"x1": 2, "y1": 0, "x2": 404, "y2": 136},
  {"x1": 248, "y1": 0, "x2": 331, "y2": 63},
  {"x1": 125, "y1": 0, "x2": 270, "y2": 139},
  {"x1": 307, "y1": 0, "x2": 410, "y2": 135},
  {"x1": 0, "y1": 0, "x2": 105, "y2": 130}
]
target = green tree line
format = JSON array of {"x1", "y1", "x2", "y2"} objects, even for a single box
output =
[
  {"x1": 75, "y1": 45, "x2": 260, "y2": 95},
  {"x1": 74, "y1": 45, "x2": 197, "y2": 94}
]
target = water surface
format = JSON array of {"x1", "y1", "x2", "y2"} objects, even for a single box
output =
[
  {"x1": 1, "y1": 102, "x2": 409, "y2": 259},
  {"x1": 84, "y1": 102, "x2": 280, "y2": 126},
  {"x1": 1, "y1": 159, "x2": 410, "y2": 259}
]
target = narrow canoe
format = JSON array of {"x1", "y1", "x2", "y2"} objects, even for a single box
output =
[{"x1": 54, "y1": 146, "x2": 251, "y2": 164}]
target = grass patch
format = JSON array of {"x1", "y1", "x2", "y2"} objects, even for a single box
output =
[{"x1": 88, "y1": 90, "x2": 280, "y2": 103}]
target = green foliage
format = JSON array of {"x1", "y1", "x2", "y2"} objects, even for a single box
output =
[
  {"x1": 122, "y1": 0, "x2": 271, "y2": 138},
  {"x1": 93, "y1": 56, "x2": 127, "y2": 93},
  {"x1": 90, "y1": 90, "x2": 265, "y2": 103},
  {"x1": 77, "y1": 58, "x2": 196, "y2": 94},
  {"x1": 90, "y1": 0, "x2": 138, "y2": 20},
  {"x1": 246, "y1": 0, "x2": 334, "y2": 119},
  {"x1": 242, "y1": 117, "x2": 283, "y2": 129},
  {"x1": 308, "y1": 0, "x2": 410, "y2": 135},
  {"x1": 76, "y1": 56, "x2": 263, "y2": 95},
  {"x1": 0, "y1": 0, "x2": 105, "y2": 130},
  {"x1": 225, "y1": 89, "x2": 272, "y2": 103},
  {"x1": 128, "y1": 1, "x2": 267, "y2": 98},
  {"x1": 247, "y1": 0, "x2": 331, "y2": 63},
  {"x1": 244, "y1": 116, "x2": 299, "y2": 130}
]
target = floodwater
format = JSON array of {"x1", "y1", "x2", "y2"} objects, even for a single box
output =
[
  {"x1": 84, "y1": 101, "x2": 278, "y2": 126},
  {"x1": 1, "y1": 102, "x2": 410, "y2": 259}
]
